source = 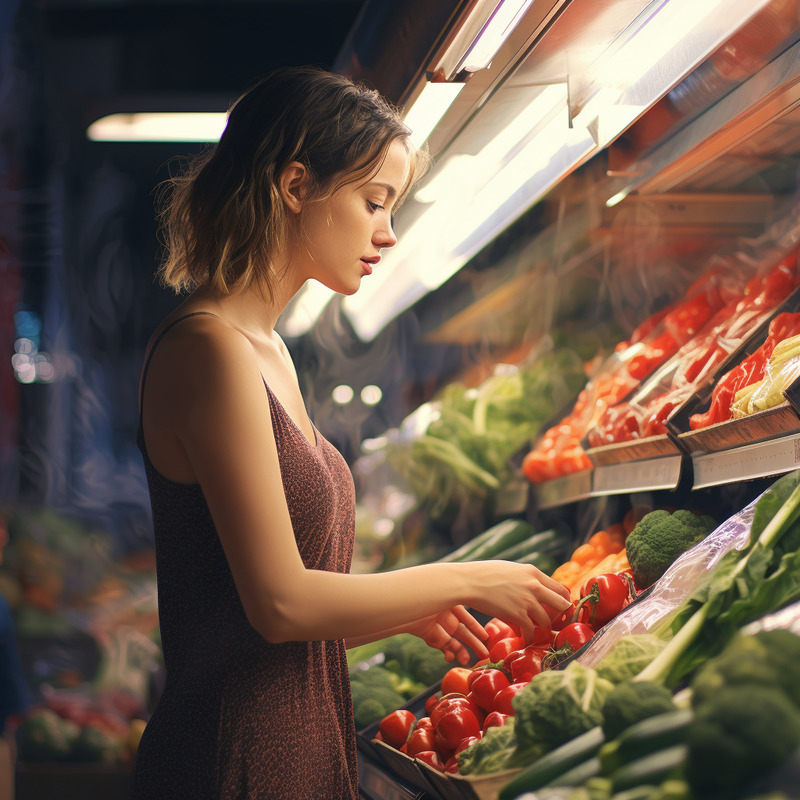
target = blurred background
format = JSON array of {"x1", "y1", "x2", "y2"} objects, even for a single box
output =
[{"x1": 6, "y1": 0, "x2": 800, "y2": 795}]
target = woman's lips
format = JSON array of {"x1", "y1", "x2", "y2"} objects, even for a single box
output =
[{"x1": 360, "y1": 256, "x2": 380, "y2": 275}]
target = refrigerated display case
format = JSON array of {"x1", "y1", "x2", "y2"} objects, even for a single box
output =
[{"x1": 333, "y1": 1, "x2": 800, "y2": 798}]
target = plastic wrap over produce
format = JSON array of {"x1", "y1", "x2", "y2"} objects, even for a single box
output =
[{"x1": 575, "y1": 497, "x2": 758, "y2": 668}]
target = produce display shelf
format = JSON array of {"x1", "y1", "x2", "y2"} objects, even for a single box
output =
[
  {"x1": 591, "y1": 453, "x2": 684, "y2": 495},
  {"x1": 358, "y1": 756, "x2": 431, "y2": 800},
  {"x1": 534, "y1": 468, "x2": 593, "y2": 509},
  {"x1": 692, "y1": 432, "x2": 800, "y2": 489}
]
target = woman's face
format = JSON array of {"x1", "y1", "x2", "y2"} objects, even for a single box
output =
[{"x1": 297, "y1": 138, "x2": 410, "y2": 295}]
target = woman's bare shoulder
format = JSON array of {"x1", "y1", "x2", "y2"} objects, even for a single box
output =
[{"x1": 142, "y1": 310, "x2": 261, "y2": 413}]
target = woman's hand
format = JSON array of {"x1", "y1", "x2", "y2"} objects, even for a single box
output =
[
  {"x1": 467, "y1": 561, "x2": 572, "y2": 643},
  {"x1": 406, "y1": 605, "x2": 489, "y2": 665}
]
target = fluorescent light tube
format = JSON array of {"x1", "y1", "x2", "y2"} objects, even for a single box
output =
[
  {"x1": 460, "y1": 0, "x2": 536, "y2": 72},
  {"x1": 87, "y1": 113, "x2": 228, "y2": 142},
  {"x1": 403, "y1": 82, "x2": 466, "y2": 148}
]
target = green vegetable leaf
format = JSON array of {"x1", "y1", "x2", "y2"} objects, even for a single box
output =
[{"x1": 749, "y1": 469, "x2": 800, "y2": 545}]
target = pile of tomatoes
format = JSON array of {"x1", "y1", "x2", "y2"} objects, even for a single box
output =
[{"x1": 375, "y1": 569, "x2": 641, "y2": 774}]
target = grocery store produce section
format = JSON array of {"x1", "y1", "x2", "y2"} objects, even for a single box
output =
[
  {"x1": 7, "y1": 2, "x2": 800, "y2": 800},
  {"x1": 345, "y1": 3, "x2": 800, "y2": 799}
]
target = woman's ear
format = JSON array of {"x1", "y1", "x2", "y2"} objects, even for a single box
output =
[{"x1": 279, "y1": 161, "x2": 309, "y2": 214}]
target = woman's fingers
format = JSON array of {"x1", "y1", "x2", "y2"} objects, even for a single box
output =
[
  {"x1": 539, "y1": 572, "x2": 572, "y2": 601},
  {"x1": 452, "y1": 605, "x2": 489, "y2": 641},
  {"x1": 451, "y1": 622, "x2": 489, "y2": 659},
  {"x1": 526, "y1": 602, "x2": 554, "y2": 631}
]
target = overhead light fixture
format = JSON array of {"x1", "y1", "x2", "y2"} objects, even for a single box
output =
[
  {"x1": 459, "y1": 0, "x2": 536, "y2": 72},
  {"x1": 573, "y1": 0, "x2": 775, "y2": 148},
  {"x1": 403, "y1": 81, "x2": 466, "y2": 148},
  {"x1": 86, "y1": 112, "x2": 228, "y2": 142},
  {"x1": 343, "y1": 83, "x2": 597, "y2": 341}
]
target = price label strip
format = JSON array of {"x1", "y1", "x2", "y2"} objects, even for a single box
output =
[
  {"x1": 592, "y1": 454, "x2": 683, "y2": 495},
  {"x1": 535, "y1": 469, "x2": 593, "y2": 509},
  {"x1": 693, "y1": 434, "x2": 800, "y2": 489}
]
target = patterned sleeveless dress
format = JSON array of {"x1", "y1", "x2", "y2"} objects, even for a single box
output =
[{"x1": 130, "y1": 312, "x2": 359, "y2": 799}]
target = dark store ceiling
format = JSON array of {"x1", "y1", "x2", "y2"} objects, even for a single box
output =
[{"x1": 38, "y1": 0, "x2": 366, "y2": 130}]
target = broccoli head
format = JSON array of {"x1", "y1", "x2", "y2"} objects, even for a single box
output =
[
  {"x1": 600, "y1": 680, "x2": 676, "y2": 740},
  {"x1": 513, "y1": 662, "x2": 615, "y2": 752},
  {"x1": 457, "y1": 718, "x2": 516, "y2": 775},
  {"x1": 691, "y1": 629, "x2": 800, "y2": 709},
  {"x1": 625, "y1": 509, "x2": 715, "y2": 589},
  {"x1": 685, "y1": 685, "x2": 800, "y2": 794},
  {"x1": 382, "y1": 633, "x2": 450, "y2": 686}
]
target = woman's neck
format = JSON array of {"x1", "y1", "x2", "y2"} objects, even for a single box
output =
[{"x1": 191, "y1": 269, "x2": 304, "y2": 338}]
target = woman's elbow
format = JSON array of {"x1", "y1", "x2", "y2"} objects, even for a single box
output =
[{"x1": 246, "y1": 598, "x2": 297, "y2": 644}]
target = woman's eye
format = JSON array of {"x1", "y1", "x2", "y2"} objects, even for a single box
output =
[{"x1": 367, "y1": 201, "x2": 384, "y2": 212}]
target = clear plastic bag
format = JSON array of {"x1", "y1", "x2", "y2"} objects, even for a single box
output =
[
  {"x1": 732, "y1": 351, "x2": 800, "y2": 418},
  {"x1": 576, "y1": 496, "x2": 757, "y2": 669}
]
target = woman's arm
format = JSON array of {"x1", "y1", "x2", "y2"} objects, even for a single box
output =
[
  {"x1": 346, "y1": 605, "x2": 490, "y2": 665},
  {"x1": 152, "y1": 322, "x2": 571, "y2": 646}
]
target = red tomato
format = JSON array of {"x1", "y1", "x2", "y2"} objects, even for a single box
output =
[
  {"x1": 530, "y1": 625, "x2": 553, "y2": 646},
  {"x1": 493, "y1": 682, "x2": 528, "y2": 716},
  {"x1": 444, "y1": 735, "x2": 479, "y2": 775},
  {"x1": 415, "y1": 750, "x2": 445, "y2": 771},
  {"x1": 435, "y1": 707, "x2": 482, "y2": 753},
  {"x1": 406, "y1": 725, "x2": 438, "y2": 757},
  {"x1": 509, "y1": 648, "x2": 544, "y2": 683},
  {"x1": 546, "y1": 603, "x2": 578, "y2": 631},
  {"x1": 553, "y1": 622, "x2": 595, "y2": 653},
  {"x1": 484, "y1": 618, "x2": 522, "y2": 649},
  {"x1": 469, "y1": 668, "x2": 510, "y2": 713},
  {"x1": 379, "y1": 709, "x2": 416, "y2": 749},
  {"x1": 441, "y1": 667, "x2": 473, "y2": 697},
  {"x1": 489, "y1": 636, "x2": 526, "y2": 663},
  {"x1": 430, "y1": 695, "x2": 481, "y2": 728},
  {"x1": 453, "y1": 735, "x2": 480, "y2": 756},
  {"x1": 444, "y1": 754, "x2": 460, "y2": 774},
  {"x1": 482, "y1": 711, "x2": 511, "y2": 731},
  {"x1": 580, "y1": 573, "x2": 630, "y2": 627},
  {"x1": 425, "y1": 693, "x2": 442, "y2": 715}
]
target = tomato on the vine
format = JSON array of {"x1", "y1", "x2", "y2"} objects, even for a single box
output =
[
  {"x1": 579, "y1": 573, "x2": 630, "y2": 627},
  {"x1": 553, "y1": 622, "x2": 595, "y2": 653}
]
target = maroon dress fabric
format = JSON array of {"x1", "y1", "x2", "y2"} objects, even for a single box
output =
[{"x1": 130, "y1": 312, "x2": 359, "y2": 799}]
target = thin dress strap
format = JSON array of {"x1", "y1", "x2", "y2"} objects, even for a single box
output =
[{"x1": 139, "y1": 311, "x2": 218, "y2": 413}]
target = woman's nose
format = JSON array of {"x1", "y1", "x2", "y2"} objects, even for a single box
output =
[{"x1": 374, "y1": 221, "x2": 397, "y2": 249}]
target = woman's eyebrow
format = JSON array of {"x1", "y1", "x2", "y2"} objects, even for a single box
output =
[{"x1": 367, "y1": 181, "x2": 397, "y2": 199}]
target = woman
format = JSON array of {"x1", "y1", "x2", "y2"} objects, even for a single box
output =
[{"x1": 131, "y1": 66, "x2": 571, "y2": 799}]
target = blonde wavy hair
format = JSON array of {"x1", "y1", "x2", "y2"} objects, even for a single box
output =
[{"x1": 157, "y1": 66, "x2": 429, "y2": 296}]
